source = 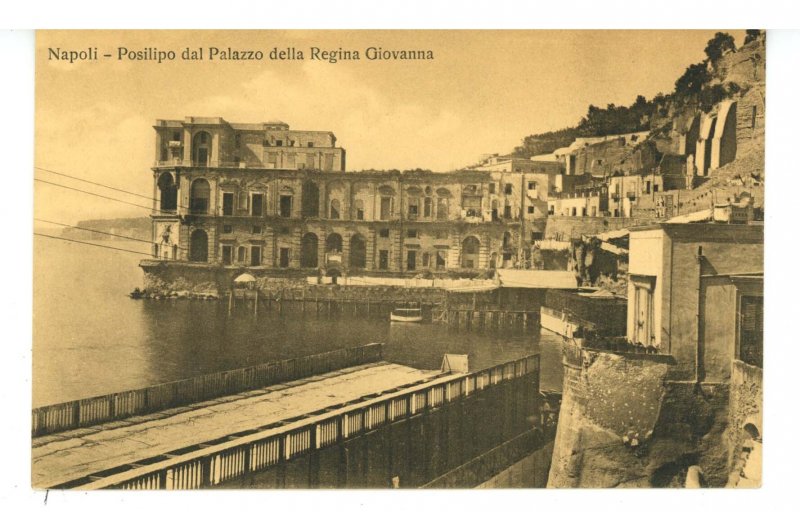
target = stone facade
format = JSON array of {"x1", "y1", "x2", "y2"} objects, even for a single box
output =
[
  {"x1": 627, "y1": 223, "x2": 763, "y2": 381},
  {"x1": 148, "y1": 118, "x2": 563, "y2": 277}
]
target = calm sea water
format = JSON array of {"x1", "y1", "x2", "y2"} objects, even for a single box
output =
[{"x1": 32, "y1": 237, "x2": 563, "y2": 407}]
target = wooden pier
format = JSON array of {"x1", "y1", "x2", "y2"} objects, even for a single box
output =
[
  {"x1": 226, "y1": 289, "x2": 540, "y2": 332},
  {"x1": 32, "y1": 353, "x2": 542, "y2": 490}
]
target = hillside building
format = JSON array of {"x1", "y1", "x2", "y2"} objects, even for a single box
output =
[{"x1": 626, "y1": 223, "x2": 763, "y2": 381}]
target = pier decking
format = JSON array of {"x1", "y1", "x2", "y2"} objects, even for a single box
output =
[{"x1": 32, "y1": 362, "x2": 440, "y2": 489}]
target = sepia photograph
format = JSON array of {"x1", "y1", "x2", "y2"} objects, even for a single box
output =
[{"x1": 29, "y1": 28, "x2": 766, "y2": 492}]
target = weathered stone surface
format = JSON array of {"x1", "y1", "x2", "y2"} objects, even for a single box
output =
[{"x1": 548, "y1": 350, "x2": 735, "y2": 488}]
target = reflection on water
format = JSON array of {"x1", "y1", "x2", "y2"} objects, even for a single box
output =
[{"x1": 33, "y1": 238, "x2": 563, "y2": 407}]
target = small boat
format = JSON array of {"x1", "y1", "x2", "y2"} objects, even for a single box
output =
[{"x1": 390, "y1": 307, "x2": 423, "y2": 323}]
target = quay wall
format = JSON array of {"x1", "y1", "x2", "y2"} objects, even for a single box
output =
[
  {"x1": 548, "y1": 346, "x2": 733, "y2": 488},
  {"x1": 475, "y1": 441, "x2": 554, "y2": 488}
]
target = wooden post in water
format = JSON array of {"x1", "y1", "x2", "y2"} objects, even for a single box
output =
[
  {"x1": 228, "y1": 290, "x2": 234, "y2": 316},
  {"x1": 254, "y1": 291, "x2": 259, "y2": 319}
]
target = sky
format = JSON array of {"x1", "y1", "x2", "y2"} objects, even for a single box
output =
[{"x1": 34, "y1": 29, "x2": 745, "y2": 224}]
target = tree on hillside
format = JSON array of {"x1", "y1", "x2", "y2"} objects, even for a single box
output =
[
  {"x1": 744, "y1": 30, "x2": 763, "y2": 46},
  {"x1": 674, "y1": 62, "x2": 711, "y2": 99},
  {"x1": 704, "y1": 32, "x2": 736, "y2": 64}
]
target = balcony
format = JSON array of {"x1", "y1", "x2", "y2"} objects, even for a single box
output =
[{"x1": 325, "y1": 253, "x2": 343, "y2": 265}]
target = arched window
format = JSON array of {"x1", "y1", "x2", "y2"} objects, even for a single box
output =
[
  {"x1": 192, "y1": 131, "x2": 212, "y2": 166},
  {"x1": 157, "y1": 172, "x2": 177, "y2": 212},
  {"x1": 190, "y1": 179, "x2": 210, "y2": 214},
  {"x1": 461, "y1": 236, "x2": 480, "y2": 269}
]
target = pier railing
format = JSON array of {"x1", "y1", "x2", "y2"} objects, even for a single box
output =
[
  {"x1": 32, "y1": 343, "x2": 384, "y2": 437},
  {"x1": 59, "y1": 354, "x2": 540, "y2": 490}
]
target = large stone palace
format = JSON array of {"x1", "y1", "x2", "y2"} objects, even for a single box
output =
[{"x1": 148, "y1": 117, "x2": 565, "y2": 276}]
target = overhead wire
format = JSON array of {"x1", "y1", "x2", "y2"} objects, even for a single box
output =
[
  {"x1": 34, "y1": 233, "x2": 155, "y2": 257},
  {"x1": 34, "y1": 218, "x2": 154, "y2": 245},
  {"x1": 34, "y1": 165, "x2": 191, "y2": 213}
]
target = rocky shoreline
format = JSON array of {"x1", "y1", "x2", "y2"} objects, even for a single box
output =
[{"x1": 129, "y1": 288, "x2": 219, "y2": 301}]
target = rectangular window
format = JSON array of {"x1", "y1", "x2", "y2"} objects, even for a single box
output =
[
  {"x1": 424, "y1": 197, "x2": 432, "y2": 217},
  {"x1": 222, "y1": 193, "x2": 234, "y2": 216},
  {"x1": 527, "y1": 206, "x2": 535, "y2": 214},
  {"x1": 379, "y1": 228, "x2": 390, "y2": 238},
  {"x1": 379, "y1": 250, "x2": 389, "y2": 270},
  {"x1": 251, "y1": 193, "x2": 264, "y2": 217},
  {"x1": 250, "y1": 246, "x2": 262, "y2": 267},
  {"x1": 505, "y1": 184, "x2": 513, "y2": 195},
  {"x1": 172, "y1": 131, "x2": 181, "y2": 142},
  {"x1": 591, "y1": 206, "x2": 597, "y2": 217},
  {"x1": 528, "y1": 181, "x2": 536, "y2": 190},
  {"x1": 308, "y1": 141, "x2": 314, "y2": 148},
  {"x1": 407, "y1": 229, "x2": 417, "y2": 238},
  {"x1": 408, "y1": 203, "x2": 418, "y2": 217},
  {"x1": 437, "y1": 198, "x2": 449, "y2": 219},
  {"x1": 275, "y1": 140, "x2": 283, "y2": 147},
  {"x1": 252, "y1": 225, "x2": 262, "y2": 235},
  {"x1": 739, "y1": 295, "x2": 763, "y2": 367},
  {"x1": 422, "y1": 252, "x2": 430, "y2": 268},
  {"x1": 504, "y1": 205, "x2": 512, "y2": 219},
  {"x1": 407, "y1": 250, "x2": 417, "y2": 271},
  {"x1": 436, "y1": 250, "x2": 447, "y2": 270},
  {"x1": 489, "y1": 183, "x2": 496, "y2": 194},
  {"x1": 356, "y1": 206, "x2": 364, "y2": 220},
  {"x1": 279, "y1": 248, "x2": 290, "y2": 268},
  {"x1": 222, "y1": 224, "x2": 233, "y2": 234},
  {"x1": 279, "y1": 195, "x2": 292, "y2": 218},
  {"x1": 380, "y1": 197, "x2": 392, "y2": 220},
  {"x1": 222, "y1": 245, "x2": 233, "y2": 265}
]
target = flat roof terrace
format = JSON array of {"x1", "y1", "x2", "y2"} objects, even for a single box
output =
[{"x1": 32, "y1": 362, "x2": 441, "y2": 489}]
